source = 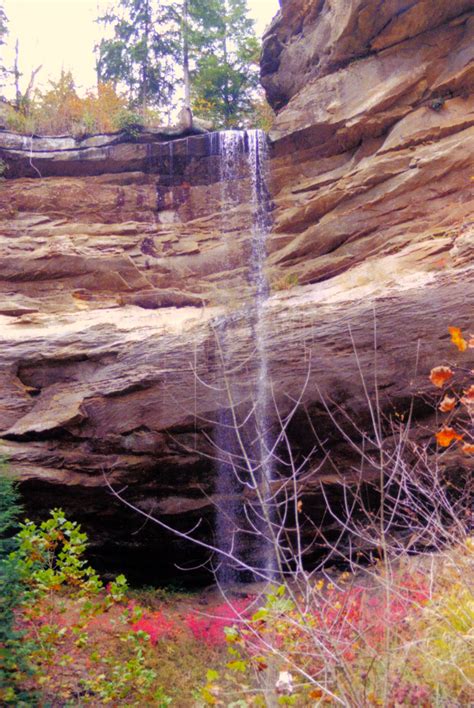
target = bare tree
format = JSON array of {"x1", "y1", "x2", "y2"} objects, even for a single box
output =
[{"x1": 12, "y1": 39, "x2": 41, "y2": 112}]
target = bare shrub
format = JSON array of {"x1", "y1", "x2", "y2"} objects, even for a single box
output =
[{"x1": 105, "y1": 323, "x2": 473, "y2": 705}]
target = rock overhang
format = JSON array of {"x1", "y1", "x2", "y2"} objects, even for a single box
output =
[{"x1": 0, "y1": 0, "x2": 473, "y2": 582}]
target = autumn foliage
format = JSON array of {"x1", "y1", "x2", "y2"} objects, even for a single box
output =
[
  {"x1": 201, "y1": 546, "x2": 474, "y2": 706},
  {"x1": 430, "y1": 325, "x2": 474, "y2": 451},
  {"x1": 2, "y1": 71, "x2": 147, "y2": 136}
]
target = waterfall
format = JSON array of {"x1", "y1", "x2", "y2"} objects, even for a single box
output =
[{"x1": 213, "y1": 129, "x2": 273, "y2": 584}]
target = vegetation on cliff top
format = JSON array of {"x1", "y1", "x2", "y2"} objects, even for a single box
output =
[{"x1": 0, "y1": 0, "x2": 273, "y2": 135}]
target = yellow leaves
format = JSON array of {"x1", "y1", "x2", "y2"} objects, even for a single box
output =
[
  {"x1": 200, "y1": 686, "x2": 219, "y2": 705},
  {"x1": 297, "y1": 500, "x2": 303, "y2": 513},
  {"x1": 448, "y1": 326, "x2": 468, "y2": 352},
  {"x1": 83, "y1": 82, "x2": 128, "y2": 133},
  {"x1": 439, "y1": 395, "x2": 456, "y2": 412},
  {"x1": 435, "y1": 427, "x2": 463, "y2": 447},
  {"x1": 430, "y1": 366, "x2": 454, "y2": 388},
  {"x1": 254, "y1": 656, "x2": 268, "y2": 671},
  {"x1": 461, "y1": 443, "x2": 474, "y2": 455},
  {"x1": 11, "y1": 75, "x2": 129, "y2": 136}
]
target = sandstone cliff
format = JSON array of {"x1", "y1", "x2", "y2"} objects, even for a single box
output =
[
  {"x1": 262, "y1": 0, "x2": 474, "y2": 284},
  {"x1": 0, "y1": 0, "x2": 472, "y2": 582}
]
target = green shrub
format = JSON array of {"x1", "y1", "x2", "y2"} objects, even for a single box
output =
[
  {"x1": 113, "y1": 108, "x2": 145, "y2": 140},
  {"x1": 272, "y1": 272, "x2": 299, "y2": 292},
  {"x1": 13, "y1": 508, "x2": 103, "y2": 597},
  {"x1": 80, "y1": 631, "x2": 172, "y2": 706},
  {"x1": 0, "y1": 471, "x2": 35, "y2": 704},
  {"x1": 409, "y1": 539, "x2": 474, "y2": 704}
]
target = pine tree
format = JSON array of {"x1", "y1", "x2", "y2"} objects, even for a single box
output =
[
  {"x1": 0, "y1": 468, "x2": 34, "y2": 704},
  {"x1": 0, "y1": 3, "x2": 8, "y2": 93},
  {"x1": 171, "y1": 0, "x2": 222, "y2": 120},
  {"x1": 0, "y1": 472, "x2": 22, "y2": 558},
  {"x1": 95, "y1": 0, "x2": 260, "y2": 129},
  {"x1": 96, "y1": 0, "x2": 178, "y2": 113},
  {"x1": 190, "y1": 0, "x2": 260, "y2": 128}
]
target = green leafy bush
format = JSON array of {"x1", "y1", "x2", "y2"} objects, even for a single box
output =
[
  {"x1": 80, "y1": 631, "x2": 172, "y2": 706},
  {"x1": 199, "y1": 545, "x2": 474, "y2": 706},
  {"x1": 13, "y1": 508, "x2": 103, "y2": 597},
  {"x1": 6, "y1": 508, "x2": 173, "y2": 704},
  {"x1": 113, "y1": 108, "x2": 144, "y2": 140},
  {"x1": 0, "y1": 472, "x2": 35, "y2": 704},
  {"x1": 408, "y1": 538, "x2": 474, "y2": 704}
]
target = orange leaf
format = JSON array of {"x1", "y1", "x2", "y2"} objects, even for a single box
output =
[
  {"x1": 429, "y1": 366, "x2": 454, "y2": 388},
  {"x1": 462, "y1": 443, "x2": 474, "y2": 455},
  {"x1": 461, "y1": 385, "x2": 474, "y2": 409},
  {"x1": 309, "y1": 689, "x2": 323, "y2": 699},
  {"x1": 435, "y1": 427, "x2": 463, "y2": 447},
  {"x1": 439, "y1": 395, "x2": 456, "y2": 412},
  {"x1": 448, "y1": 326, "x2": 468, "y2": 352}
]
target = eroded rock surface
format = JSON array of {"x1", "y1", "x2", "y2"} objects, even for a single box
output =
[
  {"x1": 262, "y1": 0, "x2": 474, "y2": 111},
  {"x1": 0, "y1": 0, "x2": 472, "y2": 582},
  {"x1": 0, "y1": 126, "x2": 209, "y2": 178},
  {"x1": 261, "y1": 0, "x2": 474, "y2": 286}
]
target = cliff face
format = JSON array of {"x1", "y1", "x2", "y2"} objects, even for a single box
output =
[
  {"x1": 0, "y1": 0, "x2": 472, "y2": 583},
  {"x1": 261, "y1": 0, "x2": 474, "y2": 110},
  {"x1": 262, "y1": 0, "x2": 474, "y2": 284}
]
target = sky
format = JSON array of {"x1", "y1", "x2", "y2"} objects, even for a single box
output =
[{"x1": 3, "y1": 0, "x2": 280, "y2": 96}]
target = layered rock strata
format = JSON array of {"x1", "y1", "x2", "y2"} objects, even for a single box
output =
[
  {"x1": 262, "y1": 0, "x2": 474, "y2": 285},
  {"x1": 0, "y1": 0, "x2": 472, "y2": 582}
]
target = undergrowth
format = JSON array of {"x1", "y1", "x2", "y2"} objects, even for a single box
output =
[
  {"x1": 1, "y1": 502, "x2": 472, "y2": 706},
  {"x1": 200, "y1": 542, "x2": 473, "y2": 705}
]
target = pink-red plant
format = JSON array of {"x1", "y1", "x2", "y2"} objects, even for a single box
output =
[
  {"x1": 131, "y1": 611, "x2": 178, "y2": 645},
  {"x1": 184, "y1": 599, "x2": 253, "y2": 647}
]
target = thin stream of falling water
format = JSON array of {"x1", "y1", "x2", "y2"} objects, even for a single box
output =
[
  {"x1": 156, "y1": 130, "x2": 272, "y2": 583},
  {"x1": 28, "y1": 136, "x2": 42, "y2": 178},
  {"x1": 214, "y1": 130, "x2": 247, "y2": 585},
  {"x1": 248, "y1": 130, "x2": 275, "y2": 578},
  {"x1": 213, "y1": 129, "x2": 274, "y2": 584},
  {"x1": 248, "y1": 130, "x2": 272, "y2": 481}
]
